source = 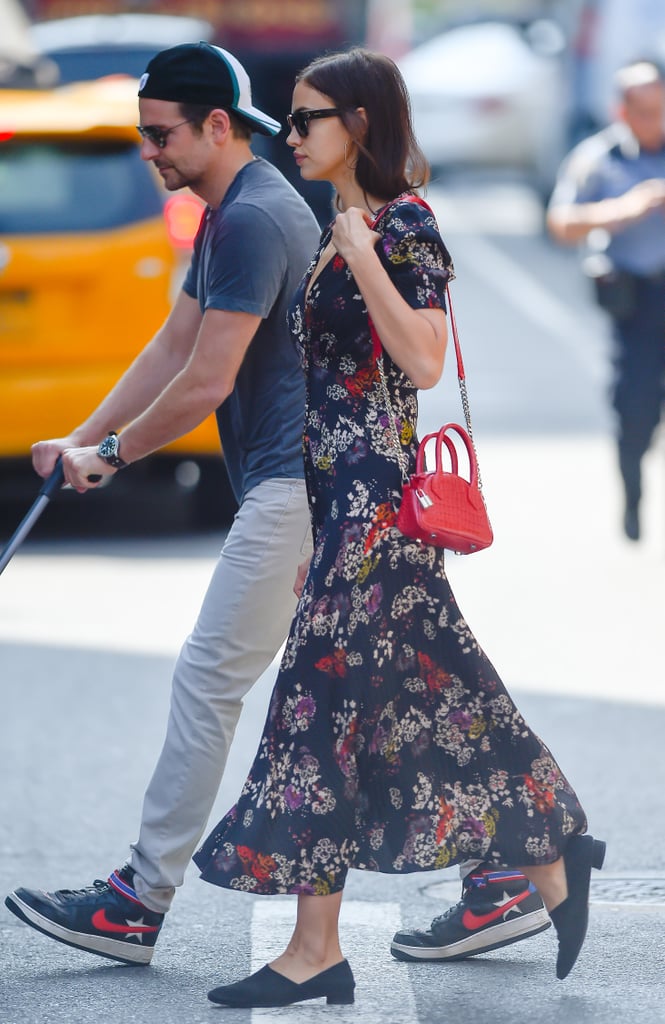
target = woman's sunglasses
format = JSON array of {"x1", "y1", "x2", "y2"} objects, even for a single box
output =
[{"x1": 287, "y1": 108, "x2": 345, "y2": 138}]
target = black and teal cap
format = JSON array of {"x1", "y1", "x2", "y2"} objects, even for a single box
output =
[{"x1": 138, "y1": 41, "x2": 281, "y2": 137}]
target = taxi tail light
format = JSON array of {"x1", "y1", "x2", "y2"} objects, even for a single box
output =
[
  {"x1": 163, "y1": 194, "x2": 204, "y2": 249},
  {"x1": 0, "y1": 131, "x2": 16, "y2": 142}
]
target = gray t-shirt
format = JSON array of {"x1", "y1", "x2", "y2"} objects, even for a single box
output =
[
  {"x1": 548, "y1": 124, "x2": 665, "y2": 276},
  {"x1": 183, "y1": 157, "x2": 321, "y2": 503}
]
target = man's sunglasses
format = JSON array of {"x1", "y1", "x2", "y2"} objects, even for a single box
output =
[
  {"x1": 287, "y1": 108, "x2": 345, "y2": 138},
  {"x1": 136, "y1": 119, "x2": 193, "y2": 149}
]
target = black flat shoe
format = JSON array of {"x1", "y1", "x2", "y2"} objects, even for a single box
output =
[
  {"x1": 550, "y1": 834, "x2": 606, "y2": 980},
  {"x1": 208, "y1": 959, "x2": 355, "y2": 1007}
]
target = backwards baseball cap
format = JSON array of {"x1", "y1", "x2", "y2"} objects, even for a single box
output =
[{"x1": 138, "y1": 41, "x2": 281, "y2": 137}]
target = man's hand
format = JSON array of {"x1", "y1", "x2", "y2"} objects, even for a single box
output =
[
  {"x1": 294, "y1": 554, "x2": 312, "y2": 598},
  {"x1": 625, "y1": 177, "x2": 665, "y2": 217},
  {"x1": 62, "y1": 446, "x2": 115, "y2": 493},
  {"x1": 31, "y1": 437, "x2": 76, "y2": 479}
]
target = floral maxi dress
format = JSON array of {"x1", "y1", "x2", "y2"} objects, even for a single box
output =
[{"x1": 194, "y1": 197, "x2": 586, "y2": 896}]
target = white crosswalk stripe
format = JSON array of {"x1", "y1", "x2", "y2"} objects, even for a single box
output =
[{"x1": 250, "y1": 900, "x2": 418, "y2": 1022}]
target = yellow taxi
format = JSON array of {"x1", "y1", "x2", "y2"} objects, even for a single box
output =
[{"x1": 0, "y1": 76, "x2": 223, "y2": 513}]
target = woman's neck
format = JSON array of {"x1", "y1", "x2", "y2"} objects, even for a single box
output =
[{"x1": 334, "y1": 180, "x2": 389, "y2": 217}]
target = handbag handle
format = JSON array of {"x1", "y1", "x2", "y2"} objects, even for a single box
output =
[
  {"x1": 418, "y1": 423, "x2": 482, "y2": 498},
  {"x1": 416, "y1": 427, "x2": 459, "y2": 476}
]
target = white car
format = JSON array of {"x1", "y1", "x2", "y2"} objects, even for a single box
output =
[
  {"x1": 29, "y1": 13, "x2": 214, "y2": 84},
  {"x1": 0, "y1": 0, "x2": 58, "y2": 88},
  {"x1": 398, "y1": 20, "x2": 568, "y2": 196}
]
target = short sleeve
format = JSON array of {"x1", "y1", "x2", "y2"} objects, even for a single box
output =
[
  {"x1": 376, "y1": 200, "x2": 454, "y2": 312},
  {"x1": 204, "y1": 204, "x2": 288, "y2": 317},
  {"x1": 181, "y1": 250, "x2": 198, "y2": 299},
  {"x1": 548, "y1": 135, "x2": 609, "y2": 209}
]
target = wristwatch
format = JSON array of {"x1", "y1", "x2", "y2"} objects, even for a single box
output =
[{"x1": 96, "y1": 431, "x2": 128, "y2": 469}]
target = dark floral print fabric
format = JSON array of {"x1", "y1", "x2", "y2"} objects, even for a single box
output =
[{"x1": 194, "y1": 197, "x2": 586, "y2": 896}]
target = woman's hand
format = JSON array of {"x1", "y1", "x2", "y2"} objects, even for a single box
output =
[
  {"x1": 294, "y1": 554, "x2": 312, "y2": 598},
  {"x1": 330, "y1": 207, "x2": 380, "y2": 264}
]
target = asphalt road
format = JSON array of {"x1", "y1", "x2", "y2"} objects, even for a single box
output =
[{"x1": 1, "y1": 179, "x2": 664, "y2": 1024}]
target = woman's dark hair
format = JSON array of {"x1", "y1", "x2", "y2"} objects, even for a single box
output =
[
  {"x1": 296, "y1": 47, "x2": 429, "y2": 200},
  {"x1": 179, "y1": 102, "x2": 253, "y2": 141}
]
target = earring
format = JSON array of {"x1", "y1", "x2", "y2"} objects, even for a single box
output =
[{"x1": 344, "y1": 141, "x2": 357, "y2": 170}]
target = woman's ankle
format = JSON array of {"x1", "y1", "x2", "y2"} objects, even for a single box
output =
[
  {"x1": 520, "y1": 859, "x2": 568, "y2": 913},
  {"x1": 270, "y1": 947, "x2": 344, "y2": 983}
]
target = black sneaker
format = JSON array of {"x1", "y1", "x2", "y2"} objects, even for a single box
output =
[
  {"x1": 390, "y1": 869, "x2": 551, "y2": 962},
  {"x1": 4, "y1": 865, "x2": 163, "y2": 966}
]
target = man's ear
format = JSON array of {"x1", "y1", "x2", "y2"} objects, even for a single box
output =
[{"x1": 208, "y1": 108, "x2": 232, "y2": 141}]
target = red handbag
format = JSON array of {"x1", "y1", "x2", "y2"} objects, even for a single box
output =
[
  {"x1": 396, "y1": 421, "x2": 493, "y2": 553},
  {"x1": 370, "y1": 197, "x2": 493, "y2": 554}
]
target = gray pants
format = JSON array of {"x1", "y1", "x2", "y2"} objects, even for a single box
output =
[{"x1": 129, "y1": 477, "x2": 311, "y2": 913}]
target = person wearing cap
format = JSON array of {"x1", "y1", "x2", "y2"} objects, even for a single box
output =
[{"x1": 5, "y1": 41, "x2": 321, "y2": 965}]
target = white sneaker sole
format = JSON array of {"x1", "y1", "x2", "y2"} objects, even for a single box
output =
[
  {"x1": 390, "y1": 907, "x2": 551, "y2": 961},
  {"x1": 5, "y1": 891, "x2": 155, "y2": 965}
]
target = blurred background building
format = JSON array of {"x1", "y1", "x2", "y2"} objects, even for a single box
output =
[{"x1": 7, "y1": 1, "x2": 665, "y2": 192}]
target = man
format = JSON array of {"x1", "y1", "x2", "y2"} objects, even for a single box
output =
[
  {"x1": 547, "y1": 59, "x2": 665, "y2": 541},
  {"x1": 4, "y1": 40, "x2": 319, "y2": 966},
  {"x1": 5, "y1": 41, "x2": 546, "y2": 969}
]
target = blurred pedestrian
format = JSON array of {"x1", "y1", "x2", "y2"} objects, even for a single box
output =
[
  {"x1": 547, "y1": 59, "x2": 665, "y2": 541},
  {"x1": 4, "y1": 41, "x2": 321, "y2": 965},
  {"x1": 194, "y1": 48, "x2": 605, "y2": 1009}
]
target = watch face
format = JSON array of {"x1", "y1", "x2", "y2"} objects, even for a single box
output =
[{"x1": 98, "y1": 435, "x2": 119, "y2": 458}]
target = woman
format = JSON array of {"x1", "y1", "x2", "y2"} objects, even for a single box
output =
[{"x1": 194, "y1": 48, "x2": 605, "y2": 1008}]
